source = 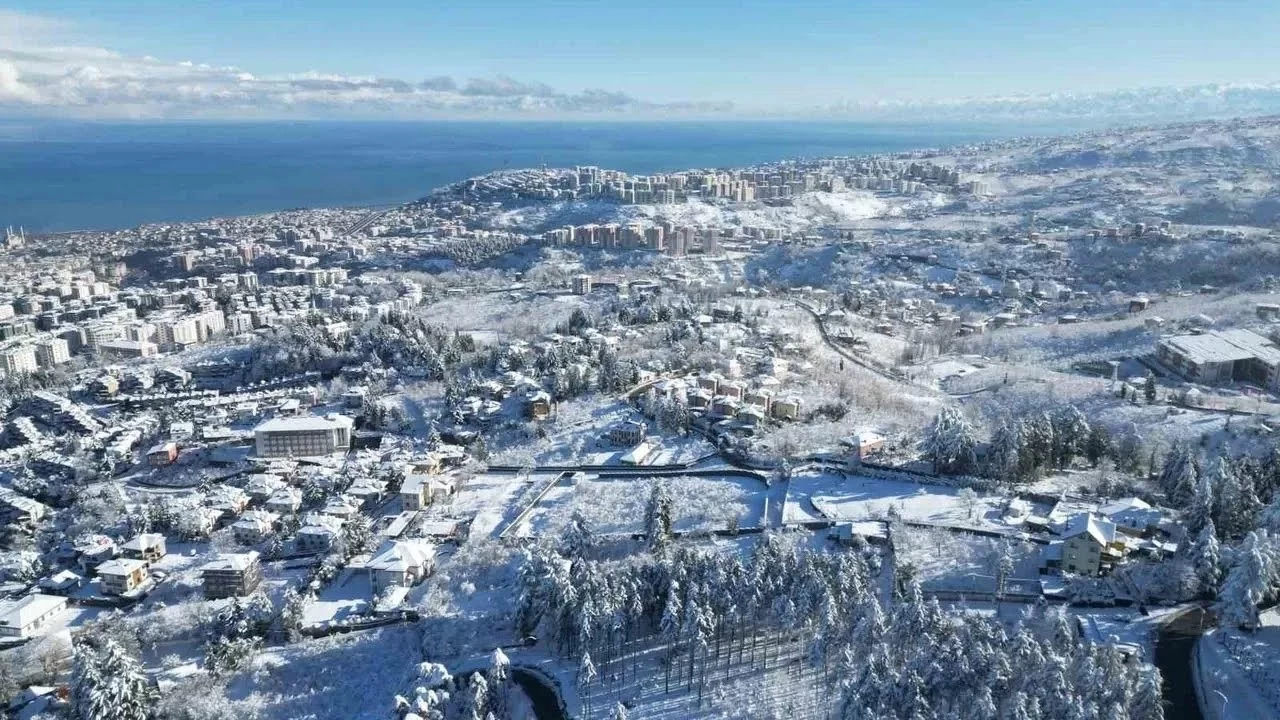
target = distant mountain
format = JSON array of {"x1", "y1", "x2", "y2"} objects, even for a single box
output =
[{"x1": 824, "y1": 83, "x2": 1280, "y2": 123}]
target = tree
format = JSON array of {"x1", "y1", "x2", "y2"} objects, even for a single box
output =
[
  {"x1": 1217, "y1": 531, "x2": 1278, "y2": 630},
  {"x1": 611, "y1": 702, "x2": 629, "y2": 720},
  {"x1": 1143, "y1": 372, "x2": 1157, "y2": 404},
  {"x1": 920, "y1": 406, "x2": 977, "y2": 475},
  {"x1": 644, "y1": 481, "x2": 675, "y2": 554},
  {"x1": 1213, "y1": 456, "x2": 1263, "y2": 540},
  {"x1": 984, "y1": 420, "x2": 1023, "y2": 486},
  {"x1": 1189, "y1": 521, "x2": 1222, "y2": 597},
  {"x1": 1159, "y1": 447, "x2": 1198, "y2": 507},
  {"x1": 1084, "y1": 423, "x2": 1112, "y2": 468},
  {"x1": 958, "y1": 488, "x2": 979, "y2": 519},
  {"x1": 1187, "y1": 471, "x2": 1214, "y2": 537},
  {"x1": 340, "y1": 514, "x2": 374, "y2": 559},
  {"x1": 71, "y1": 638, "x2": 156, "y2": 720},
  {"x1": 1051, "y1": 404, "x2": 1090, "y2": 468}
]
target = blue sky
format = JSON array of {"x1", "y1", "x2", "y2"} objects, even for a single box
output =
[{"x1": 3, "y1": 0, "x2": 1280, "y2": 118}]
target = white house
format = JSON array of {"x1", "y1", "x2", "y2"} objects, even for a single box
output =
[
  {"x1": 0, "y1": 594, "x2": 67, "y2": 638},
  {"x1": 368, "y1": 540, "x2": 435, "y2": 596},
  {"x1": 296, "y1": 515, "x2": 344, "y2": 554},
  {"x1": 232, "y1": 510, "x2": 278, "y2": 545}
]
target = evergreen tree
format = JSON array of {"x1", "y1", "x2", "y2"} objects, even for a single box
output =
[
  {"x1": 1143, "y1": 372, "x2": 1157, "y2": 404},
  {"x1": 920, "y1": 406, "x2": 978, "y2": 475},
  {"x1": 1189, "y1": 521, "x2": 1223, "y2": 597},
  {"x1": 1187, "y1": 471, "x2": 1214, "y2": 537},
  {"x1": 71, "y1": 639, "x2": 156, "y2": 720},
  {"x1": 1084, "y1": 423, "x2": 1112, "y2": 468},
  {"x1": 984, "y1": 420, "x2": 1023, "y2": 486},
  {"x1": 1217, "y1": 531, "x2": 1277, "y2": 630},
  {"x1": 1051, "y1": 404, "x2": 1090, "y2": 468},
  {"x1": 643, "y1": 481, "x2": 675, "y2": 554}
]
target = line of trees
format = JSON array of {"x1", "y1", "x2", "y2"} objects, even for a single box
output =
[{"x1": 514, "y1": 490, "x2": 1165, "y2": 719}]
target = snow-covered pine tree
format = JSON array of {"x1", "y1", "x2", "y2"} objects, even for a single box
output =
[
  {"x1": 1051, "y1": 404, "x2": 1090, "y2": 468},
  {"x1": 1217, "y1": 530, "x2": 1278, "y2": 630},
  {"x1": 920, "y1": 406, "x2": 977, "y2": 475},
  {"x1": 1189, "y1": 520, "x2": 1222, "y2": 597},
  {"x1": 984, "y1": 420, "x2": 1022, "y2": 486},
  {"x1": 1186, "y1": 471, "x2": 1214, "y2": 537},
  {"x1": 71, "y1": 638, "x2": 155, "y2": 720}
]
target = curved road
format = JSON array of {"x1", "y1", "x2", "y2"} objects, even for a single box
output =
[
  {"x1": 511, "y1": 667, "x2": 568, "y2": 720},
  {"x1": 1154, "y1": 606, "x2": 1213, "y2": 720}
]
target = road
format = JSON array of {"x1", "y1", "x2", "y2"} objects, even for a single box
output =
[
  {"x1": 1155, "y1": 606, "x2": 1213, "y2": 720},
  {"x1": 511, "y1": 667, "x2": 568, "y2": 720}
]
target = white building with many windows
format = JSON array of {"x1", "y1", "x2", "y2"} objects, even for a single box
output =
[{"x1": 253, "y1": 414, "x2": 353, "y2": 458}]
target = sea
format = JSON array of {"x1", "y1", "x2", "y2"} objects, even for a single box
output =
[{"x1": 0, "y1": 119, "x2": 1077, "y2": 233}]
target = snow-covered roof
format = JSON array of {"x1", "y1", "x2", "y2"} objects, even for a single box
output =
[
  {"x1": 121, "y1": 533, "x2": 165, "y2": 551},
  {"x1": 97, "y1": 558, "x2": 148, "y2": 576},
  {"x1": 0, "y1": 594, "x2": 65, "y2": 630},
  {"x1": 202, "y1": 551, "x2": 259, "y2": 573},
  {"x1": 1098, "y1": 497, "x2": 1151, "y2": 516},
  {"x1": 1063, "y1": 513, "x2": 1116, "y2": 546},
  {"x1": 253, "y1": 413, "x2": 353, "y2": 434},
  {"x1": 368, "y1": 540, "x2": 434, "y2": 573}
]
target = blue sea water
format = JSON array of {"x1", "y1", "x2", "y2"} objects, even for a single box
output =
[{"x1": 0, "y1": 120, "x2": 1067, "y2": 233}]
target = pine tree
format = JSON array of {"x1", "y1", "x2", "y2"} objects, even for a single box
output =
[
  {"x1": 643, "y1": 481, "x2": 675, "y2": 555},
  {"x1": 1143, "y1": 372, "x2": 1157, "y2": 404},
  {"x1": 1051, "y1": 404, "x2": 1090, "y2": 468},
  {"x1": 920, "y1": 406, "x2": 978, "y2": 475},
  {"x1": 71, "y1": 639, "x2": 156, "y2": 720},
  {"x1": 984, "y1": 420, "x2": 1023, "y2": 486},
  {"x1": 1085, "y1": 423, "x2": 1112, "y2": 468},
  {"x1": 1188, "y1": 521, "x2": 1222, "y2": 597},
  {"x1": 1187, "y1": 471, "x2": 1214, "y2": 537},
  {"x1": 1217, "y1": 531, "x2": 1277, "y2": 630}
]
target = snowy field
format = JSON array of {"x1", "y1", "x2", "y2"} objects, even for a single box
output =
[
  {"x1": 783, "y1": 469, "x2": 1038, "y2": 532},
  {"x1": 514, "y1": 473, "x2": 782, "y2": 538},
  {"x1": 435, "y1": 472, "x2": 537, "y2": 539},
  {"x1": 487, "y1": 189, "x2": 896, "y2": 236},
  {"x1": 215, "y1": 625, "x2": 425, "y2": 720},
  {"x1": 892, "y1": 525, "x2": 1043, "y2": 590}
]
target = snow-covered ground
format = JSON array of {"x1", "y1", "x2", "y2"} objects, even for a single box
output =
[
  {"x1": 783, "y1": 469, "x2": 1038, "y2": 532},
  {"x1": 488, "y1": 189, "x2": 897, "y2": 236},
  {"x1": 1196, "y1": 609, "x2": 1280, "y2": 720},
  {"x1": 513, "y1": 473, "x2": 783, "y2": 538}
]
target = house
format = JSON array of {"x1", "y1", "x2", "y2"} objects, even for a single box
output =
[
  {"x1": 345, "y1": 478, "x2": 385, "y2": 508},
  {"x1": 607, "y1": 420, "x2": 647, "y2": 446},
  {"x1": 771, "y1": 396, "x2": 802, "y2": 421},
  {"x1": 244, "y1": 474, "x2": 286, "y2": 503},
  {"x1": 264, "y1": 487, "x2": 303, "y2": 515},
  {"x1": 232, "y1": 510, "x2": 278, "y2": 545},
  {"x1": 202, "y1": 552, "x2": 263, "y2": 599},
  {"x1": 841, "y1": 432, "x2": 886, "y2": 464},
  {"x1": 368, "y1": 540, "x2": 435, "y2": 596},
  {"x1": 253, "y1": 413, "x2": 353, "y2": 458},
  {"x1": 525, "y1": 391, "x2": 552, "y2": 420},
  {"x1": 1098, "y1": 497, "x2": 1166, "y2": 536},
  {"x1": 0, "y1": 493, "x2": 47, "y2": 525},
  {"x1": 37, "y1": 570, "x2": 83, "y2": 596},
  {"x1": 296, "y1": 515, "x2": 344, "y2": 554},
  {"x1": 120, "y1": 533, "x2": 166, "y2": 563},
  {"x1": 321, "y1": 496, "x2": 360, "y2": 521},
  {"x1": 72, "y1": 535, "x2": 117, "y2": 574},
  {"x1": 0, "y1": 594, "x2": 67, "y2": 638},
  {"x1": 401, "y1": 471, "x2": 457, "y2": 511},
  {"x1": 620, "y1": 439, "x2": 659, "y2": 466},
  {"x1": 1156, "y1": 328, "x2": 1280, "y2": 389},
  {"x1": 97, "y1": 558, "x2": 149, "y2": 596},
  {"x1": 736, "y1": 405, "x2": 766, "y2": 426},
  {"x1": 146, "y1": 442, "x2": 179, "y2": 467},
  {"x1": 1058, "y1": 514, "x2": 1125, "y2": 576}
]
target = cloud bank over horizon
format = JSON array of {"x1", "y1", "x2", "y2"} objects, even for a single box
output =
[{"x1": 6, "y1": 10, "x2": 1280, "y2": 123}]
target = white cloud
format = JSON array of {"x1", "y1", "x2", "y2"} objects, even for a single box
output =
[{"x1": 0, "y1": 11, "x2": 731, "y2": 119}]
